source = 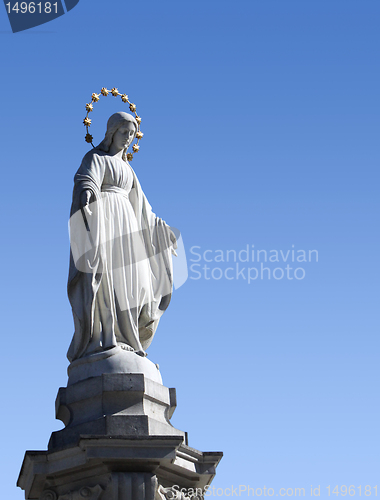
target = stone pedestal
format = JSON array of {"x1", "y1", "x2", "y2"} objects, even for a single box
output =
[
  {"x1": 49, "y1": 373, "x2": 184, "y2": 450},
  {"x1": 18, "y1": 436, "x2": 222, "y2": 500},
  {"x1": 18, "y1": 351, "x2": 222, "y2": 500}
]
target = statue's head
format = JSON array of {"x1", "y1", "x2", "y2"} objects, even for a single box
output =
[{"x1": 97, "y1": 112, "x2": 138, "y2": 160}]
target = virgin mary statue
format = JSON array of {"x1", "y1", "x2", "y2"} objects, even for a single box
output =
[{"x1": 67, "y1": 112, "x2": 177, "y2": 363}]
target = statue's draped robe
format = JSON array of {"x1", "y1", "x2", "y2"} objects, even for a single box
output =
[{"x1": 67, "y1": 150, "x2": 173, "y2": 362}]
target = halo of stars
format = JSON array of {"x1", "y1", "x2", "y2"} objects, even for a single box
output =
[{"x1": 83, "y1": 88, "x2": 143, "y2": 162}]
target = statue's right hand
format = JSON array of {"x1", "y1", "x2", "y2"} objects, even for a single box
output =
[{"x1": 81, "y1": 190, "x2": 93, "y2": 216}]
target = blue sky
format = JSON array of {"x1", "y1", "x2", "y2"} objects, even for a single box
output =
[{"x1": 0, "y1": 1, "x2": 379, "y2": 498}]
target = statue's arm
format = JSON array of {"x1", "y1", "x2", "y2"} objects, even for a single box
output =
[
  {"x1": 74, "y1": 152, "x2": 105, "y2": 215},
  {"x1": 131, "y1": 171, "x2": 177, "y2": 256},
  {"x1": 150, "y1": 210, "x2": 178, "y2": 256}
]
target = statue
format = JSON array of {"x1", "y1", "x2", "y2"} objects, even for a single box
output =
[
  {"x1": 18, "y1": 92, "x2": 222, "y2": 500},
  {"x1": 67, "y1": 111, "x2": 177, "y2": 363}
]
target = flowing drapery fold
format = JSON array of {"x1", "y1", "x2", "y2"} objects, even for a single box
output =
[{"x1": 67, "y1": 150, "x2": 173, "y2": 362}]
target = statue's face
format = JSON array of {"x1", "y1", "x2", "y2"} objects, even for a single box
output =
[{"x1": 112, "y1": 121, "x2": 136, "y2": 152}]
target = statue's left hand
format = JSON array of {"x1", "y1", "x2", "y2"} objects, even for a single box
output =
[{"x1": 169, "y1": 229, "x2": 178, "y2": 257}]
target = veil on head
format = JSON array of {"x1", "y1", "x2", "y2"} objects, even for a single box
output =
[{"x1": 96, "y1": 112, "x2": 138, "y2": 161}]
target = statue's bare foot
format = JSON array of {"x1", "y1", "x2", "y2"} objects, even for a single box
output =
[
  {"x1": 135, "y1": 350, "x2": 147, "y2": 357},
  {"x1": 118, "y1": 343, "x2": 134, "y2": 352}
]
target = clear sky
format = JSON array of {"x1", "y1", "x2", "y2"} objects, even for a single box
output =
[{"x1": 1, "y1": 1, "x2": 379, "y2": 498}]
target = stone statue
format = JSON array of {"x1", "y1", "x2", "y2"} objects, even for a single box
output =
[
  {"x1": 18, "y1": 102, "x2": 222, "y2": 500},
  {"x1": 67, "y1": 112, "x2": 177, "y2": 363}
]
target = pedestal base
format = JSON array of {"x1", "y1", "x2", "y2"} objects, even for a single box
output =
[
  {"x1": 18, "y1": 436, "x2": 222, "y2": 500},
  {"x1": 18, "y1": 371, "x2": 222, "y2": 499},
  {"x1": 50, "y1": 373, "x2": 184, "y2": 451}
]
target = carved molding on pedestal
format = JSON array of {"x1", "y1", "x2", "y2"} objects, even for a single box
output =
[{"x1": 40, "y1": 486, "x2": 103, "y2": 500}]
